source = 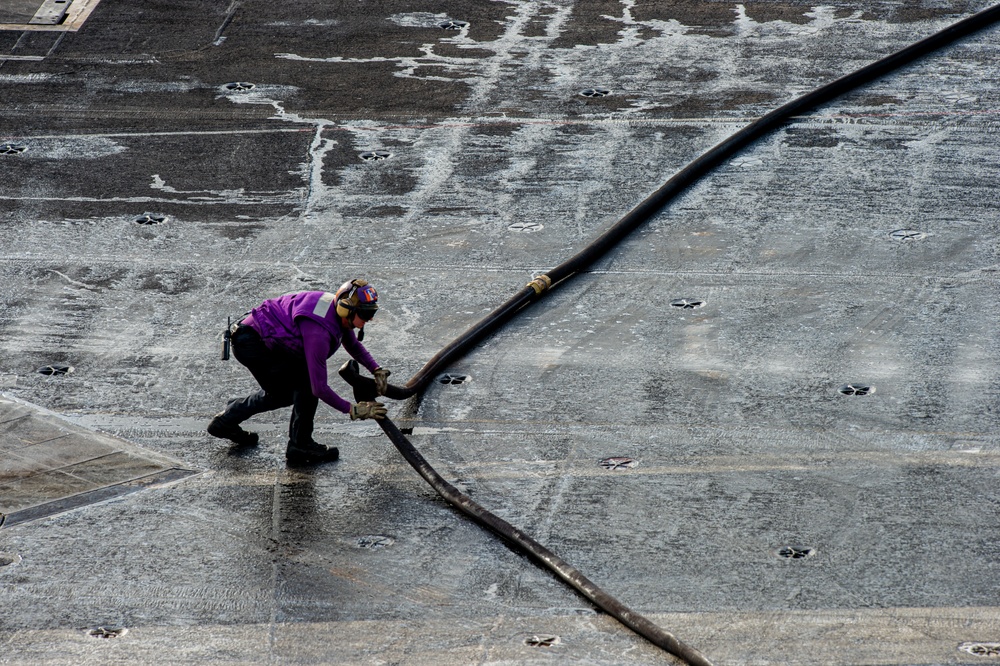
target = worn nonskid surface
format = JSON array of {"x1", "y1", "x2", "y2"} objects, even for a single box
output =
[{"x1": 1, "y1": 1, "x2": 999, "y2": 665}]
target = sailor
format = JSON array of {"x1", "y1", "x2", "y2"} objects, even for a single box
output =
[{"x1": 208, "y1": 279, "x2": 391, "y2": 464}]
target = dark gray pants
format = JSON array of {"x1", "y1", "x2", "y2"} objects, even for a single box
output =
[{"x1": 218, "y1": 325, "x2": 318, "y2": 447}]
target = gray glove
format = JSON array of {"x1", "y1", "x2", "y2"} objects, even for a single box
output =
[
  {"x1": 350, "y1": 401, "x2": 387, "y2": 421},
  {"x1": 373, "y1": 367, "x2": 391, "y2": 396}
]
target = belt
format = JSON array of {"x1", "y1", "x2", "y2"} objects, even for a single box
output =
[{"x1": 230, "y1": 315, "x2": 250, "y2": 336}]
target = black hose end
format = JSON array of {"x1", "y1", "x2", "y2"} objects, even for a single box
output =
[
  {"x1": 338, "y1": 360, "x2": 410, "y2": 401},
  {"x1": 339, "y1": 360, "x2": 378, "y2": 402}
]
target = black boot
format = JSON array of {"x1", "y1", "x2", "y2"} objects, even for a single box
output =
[
  {"x1": 286, "y1": 439, "x2": 339, "y2": 465},
  {"x1": 207, "y1": 411, "x2": 259, "y2": 448}
]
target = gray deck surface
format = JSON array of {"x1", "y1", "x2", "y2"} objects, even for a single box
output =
[{"x1": 1, "y1": 1, "x2": 999, "y2": 664}]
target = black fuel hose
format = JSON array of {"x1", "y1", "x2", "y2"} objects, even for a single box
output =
[
  {"x1": 388, "y1": 288, "x2": 534, "y2": 397},
  {"x1": 391, "y1": 3, "x2": 1000, "y2": 397},
  {"x1": 341, "y1": 361, "x2": 713, "y2": 666},
  {"x1": 359, "y1": 6, "x2": 1000, "y2": 664}
]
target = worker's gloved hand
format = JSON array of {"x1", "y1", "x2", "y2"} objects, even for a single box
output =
[
  {"x1": 373, "y1": 367, "x2": 391, "y2": 396},
  {"x1": 350, "y1": 401, "x2": 387, "y2": 421}
]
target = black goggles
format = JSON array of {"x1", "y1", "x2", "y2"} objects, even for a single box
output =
[{"x1": 355, "y1": 307, "x2": 378, "y2": 322}]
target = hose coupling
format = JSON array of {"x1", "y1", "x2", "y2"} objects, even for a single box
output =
[{"x1": 526, "y1": 275, "x2": 552, "y2": 295}]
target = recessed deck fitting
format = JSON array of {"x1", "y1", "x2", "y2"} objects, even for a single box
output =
[
  {"x1": 356, "y1": 535, "x2": 394, "y2": 549},
  {"x1": 777, "y1": 546, "x2": 815, "y2": 559},
  {"x1": 133, "y1": 213, "x2": 168, "y2": 225},
  {"x1": 359, "y1": 151, "x2": 392, "y2": 161},
  {"x1": 889, "y1": 229, "x2": 927, "y2": 241},
  {"x1": 508, "y1": 221, "x2": 543, "y2": 232},
  {"x1": 88, "y1": 627, "x2": 127, "y2": 639},
  {"x1": 579, "y1": 88, "x2": 611, "y2": 98},
  {"x1": 525, "y1": 635, "x2": 560, "y2": 647},
  {"x1": 960, "y1": 643, "x2": 1000, "y2": 658},
  {"x1": 439, "y1": 20, "x2": 468, "y2": 30},
  {"x1": 839, "y1": 384, "x2": 875, "y2": 396},
  {"x1": 670, "y1": 298, "x2": 706, "y2": 310},
  {"x1": 599, "y1": 457, "x2": 636, "y2": 470},
  {"x1": 0, "y1": 144, "x2": 27, "y2": 155},
  {"x1": 437, "y1": 373, "x2": 469, "y2": 385},
  {"x1": 223, "y1": 82, "x2": 255, "y2": 92},
  {"x1": 37, "y1": 364, "x2": 73, "y2": 376}
]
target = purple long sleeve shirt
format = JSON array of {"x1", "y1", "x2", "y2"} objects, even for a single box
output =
[
  {"x1": 245, "y1": 291, "x2": 380, "y2": 414},
  {"x1": 299, "y1": 319, "x2": 375, "y2": 413}
]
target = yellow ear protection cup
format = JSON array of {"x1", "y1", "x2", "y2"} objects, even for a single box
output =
[
  {"x1": 335, "y1": 279, "x2": 364, "y2": 318},
  {"x1": 335, "y1": 279, "x2": 379, "y2": 320}
]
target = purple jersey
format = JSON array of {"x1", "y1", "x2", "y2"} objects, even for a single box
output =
[{"x1": 244, "y1": 291, "x2": 380, "y2": 413}]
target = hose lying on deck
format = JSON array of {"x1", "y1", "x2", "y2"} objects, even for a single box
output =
[
  {"x1": 391, "y1": 3, "x2": 1000, "y2": 397},
  {"x1": 343, "y1": 361, "x2": 714, "y2": 666},
  {"x1": 354, "y1": 6, "x2": 1000, "y2": 664}
]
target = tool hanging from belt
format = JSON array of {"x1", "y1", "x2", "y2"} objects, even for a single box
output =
[
  {"x1": 221, "y1": 316, "x2": 232, "y2": 361},
  {"x1": 221, "y1": 314, "x2": 249, "y2": 361}
]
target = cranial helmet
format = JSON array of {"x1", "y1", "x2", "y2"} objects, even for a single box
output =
[{"x1": 335, "y1": 279, "x2": 379, "y2": 321}]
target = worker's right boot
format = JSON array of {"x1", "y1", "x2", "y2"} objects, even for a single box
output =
[
  {"x1": 207, "y1": 399, "x2": 259, "y2": 447},
  {"x1": 286, "y1": 439, "x2": 339, "y2": 465}
]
